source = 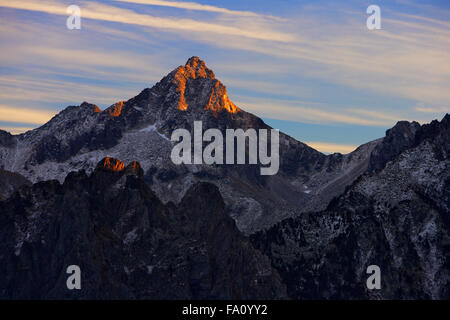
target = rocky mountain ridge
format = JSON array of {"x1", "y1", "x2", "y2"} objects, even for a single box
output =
[
  {"x1": 0, "y1": 57, "x2": 401, "y2": 234},
  {"x1": 251, "y1": 114, "x2": 450, "y2": 299}
]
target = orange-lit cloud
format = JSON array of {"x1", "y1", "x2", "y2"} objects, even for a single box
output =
[
  {"x1": 304, "y1": 141, "x2": 357, "y2": 154},
  {"x1": 0, "y1": 105, "x2": 56, "y2": 125}
]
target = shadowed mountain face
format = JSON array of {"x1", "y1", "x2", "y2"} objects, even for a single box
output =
[
  {"x1": 0, "y1": 57, "x2": 389, "y2": 234},
  {"x1": 0, "y1": 130, "x2": 15, "y2": 148},
  {"x1": 251, "y1": 115, "x2": 450, "y2": 299},
  {"x1": 0, "y1": 169, "x2": 31, "y2": 201},
  {"x1": 0, "y1": 158, "x2": 287, "y2": 299}
]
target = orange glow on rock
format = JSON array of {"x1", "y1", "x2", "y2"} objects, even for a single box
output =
[
  {"x1": 204, "y1": 81, "x2": 240, "y2": 117},
  {"x1": 172, "y1": 57, "x2": 239, "y2": 116},
  {"x1": 102, "y1": 157, "x2": 125, "y2": 172},
  {"x1": 108, "y1": 101, "x2": 124, "y2": 117}
]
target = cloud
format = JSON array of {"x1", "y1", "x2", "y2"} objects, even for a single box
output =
[
  {"x1": 221, "y1": 77, "x2": 318, "y2": 100},
  {"x1": 3, "y1": 0, "x2": 447, "y2": 105},
  {"x1": 0, "y1": 105, "x2": 56, "y2": 125},
  {"x1": 304, "y1": 141, "x2": 357, "y2": 154},
  {"x1": 414, "y1": 103, "x2": 449, "y2": 113},
  {"x1": 345, "y1": 108, "x2": 403, "y2": 123},
  {"x1": 0, "y1": 75, "x2": 140, "y2": 105},
  {"x1": 112, "y1": 0, "x2": 282, "y2": 20},
  {"x1": 396, "y1": 13, "x2": 450, "y2": 29},
  {"x1": 27, "y1": 46, "x2": 164, "y2": 76},
  {"x1": 0, "y1": 0, "x2": 295, "y2": 42},
  {"x1": 235, "y1": 97, "x2": 396, "y2": 127},
  {"x1": 0, "y1": 15, "x2": 167, "y2": 106},
  {"x1": 0, "y1": 126, "x2": 36, "y2": 135},
  {"x1": 0, "y1": 15, "x2": 168, "y2": 84},
  {"x1": 193, "y1": 10, "x2": 450, "y2": 106},
  {"x1": 0, "y1": 0, "x2": 448, "y2": 133}
]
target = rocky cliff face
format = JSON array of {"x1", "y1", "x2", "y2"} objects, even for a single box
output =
[
  {"x1": 251, "y1": 115, "x2": 450, "y2": 299},
  {"x1": 0, "y1": 130, "x2": 15, "y2": 148},
  {"x1": 0, "y1": 158, "x2": 286, "y2": 299},
  {"x1": 0, "y1": 169, "x2": 31, "y2": 201}
]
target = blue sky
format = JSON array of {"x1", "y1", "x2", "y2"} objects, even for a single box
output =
[{"x1": 0, "y1": 0, "x2": 449, "y2": 153}]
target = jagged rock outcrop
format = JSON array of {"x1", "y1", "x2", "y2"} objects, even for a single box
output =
[
  {"x1": 0, "y1": 130, "x2": 15, "y2": 148},
  {"x1": 251, "y1": 115, "x2": 450, "y2": 299},
  {"x1": 0, "y1": 169, "x2": 31, "y2": 201},
  {"x1": 107, "y1": 101, "x2": 124, "y2": 117},
  {"x1": 0, "y1": 158, "x2": 286, "y2": 299},
  {"x1": 369, "y1": 115, "x2": 450, "y2": 173},
  {"x1": 369, "y1": 120, "x2": 421, "y2": 172},
  {"x1": 97, "y1": 157, "x2": 125, "y2": 172},
  {"x1": 124, "y1": 161, "x2": 144, "y2": 178}
]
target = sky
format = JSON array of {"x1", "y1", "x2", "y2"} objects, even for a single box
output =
[{"x1": 0, "y1": 0, "x2": 449, "y2": 153}]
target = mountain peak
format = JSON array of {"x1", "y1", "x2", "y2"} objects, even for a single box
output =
[
  {"x1": 183, "y1": 56, "x2": 215, "y2": 80},
  {"x1": 169, "y1": 57, "x2": 239, "y2": 115}
]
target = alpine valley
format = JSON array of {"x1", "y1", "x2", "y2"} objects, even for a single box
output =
[{"x1": 0, "y1": 57, "x2": 448, "y2": 299}]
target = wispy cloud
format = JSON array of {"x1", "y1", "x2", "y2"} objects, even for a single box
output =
[
  {"x1": 3, "y1": 0, "x2": 447, "y2": 106},
  {"x1": 0, "y1": 126, "x2": 36, "y2": 135},
  {"x1": 0, "y1": 75, "x2": 140, "y2": 105},
  {"x1": 304, "y1": 141, "x2": 357, "y2": 154},
  {"x1": 0, "y1": 105, "x2": 56, "y2": 125},
  {"x1": 345, "y1": 108, "x2": 401, "y2": 123},
  {"x1": 0, "y1": 0, "x2": 295, "y2": 42},
  {"x1": 236, "y1": 97, "x2": 397, "y2": 127},
  {"x1": 395, "y1": 12, "x2": 450, "y2": 29},
  {"x1": 414, "y1": 103, "x2": 449, "y2": 113},
  {"x1": 195, "y1": 10, "x2": 450, "y2": 106},
  {"x1": 112, "y1": 0, "x2": 281, "y2": 19}
]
